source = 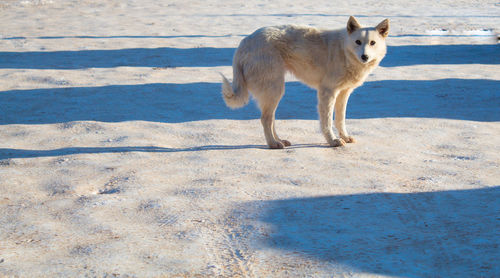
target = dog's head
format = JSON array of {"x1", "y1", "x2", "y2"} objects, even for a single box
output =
[{"x1": 345, "y1": 16, "x2": 389, "y2": 65}]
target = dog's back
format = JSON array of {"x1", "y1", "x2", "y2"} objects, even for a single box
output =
[{"x1": 222, "y1": 24, "x2": 370, "y2": 99}]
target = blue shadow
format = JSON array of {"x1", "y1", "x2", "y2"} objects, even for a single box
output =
[
  {"x1": 0, "y1": 145, "x2": 268, "y2": 160},
  {"x1": 253, "y1": 187, "x2": 500, "y2": 277},
  {"x1": 2, "y1": 35, "x2": 242, "y2": 40},
  {"x1": 1, "y1": 79, "x2": 498, "y2": 124},
  {"x1": 0, "y1": 83, "x2": 256, "y2": 124},
  {"x1": 382, "y1": 44, "x2": 500, "y2": 66},
  {"x1": 0, "y1": 47, "x2": 235, "y2": 69},
  {"x1": 0, "y1": 44, "x2": 498, "y2": 69}
]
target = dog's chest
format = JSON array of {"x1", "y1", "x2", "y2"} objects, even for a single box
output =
[{"x1": 335, "y1": 65, "x2": 372, "y2": 90}]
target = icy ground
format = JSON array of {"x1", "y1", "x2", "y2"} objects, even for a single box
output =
[{"x1": 0, "y1": 0, "x2": 499, "y2": 277}]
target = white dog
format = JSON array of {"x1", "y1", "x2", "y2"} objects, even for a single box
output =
[{"x1": 222, "y1": 16, "x2": 389, "y2": 148}]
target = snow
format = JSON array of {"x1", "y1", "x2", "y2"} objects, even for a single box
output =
[{"x1": 0, "y1": 0, "x2": 499, "y2": 277}]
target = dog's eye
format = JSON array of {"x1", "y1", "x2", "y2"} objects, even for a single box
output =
[
  {"x1": 355, "y1": 40, "x2": 362, "y2": 45},
  {"x1": 370, "y1": 41, "x2": 376, "y2": 46}
]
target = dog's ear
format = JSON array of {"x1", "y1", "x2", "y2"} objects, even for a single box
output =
[
  {"x1": 347, "y1": 16, "x2": 361, "y2": 34},
  {"x1": 376, "y1": 19, "x2": 390, "y2": 38}
]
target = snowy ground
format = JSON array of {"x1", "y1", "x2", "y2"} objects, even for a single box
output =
[{"x1": 1, "y1": 0, "x2": 499, "y2": 277}]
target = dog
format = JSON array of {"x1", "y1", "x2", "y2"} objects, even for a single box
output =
[{"x1": 221, "y1": 16, "x2": 389, "y2": 148}]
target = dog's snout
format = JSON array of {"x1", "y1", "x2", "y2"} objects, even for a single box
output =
[{"x1": 361, "y1": 54, "x2": 369, "y2": 62}]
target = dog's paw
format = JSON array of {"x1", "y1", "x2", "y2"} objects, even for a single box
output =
[
  {"x1": 342, "y1": 136, "x2": 356, "y2": 143},
  {"x1": 268, "y1": 141, "x2": 285, "y2": 149},
  {"x1": 330, "y1": 138, "x2": 346, "y2": 147},
  {"x1": 280, "y1": 139, "x2": 292, "y2": 147}
]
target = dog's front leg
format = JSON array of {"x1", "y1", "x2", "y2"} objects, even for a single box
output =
[
  {"x1": 334, "y1": 89, "x2": 356, "y2": 143},
  {"x1": 318, "y1": 88, "x2": 345, "y2": 147}
]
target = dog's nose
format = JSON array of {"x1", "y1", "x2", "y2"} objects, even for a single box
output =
[{"x1": 361, "y1": 54, "x2": 369, "y2": 62}]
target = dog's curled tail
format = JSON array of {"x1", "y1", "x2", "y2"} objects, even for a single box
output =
[{"x1": 220, "y1": 65, "x2": 249, "y2": 109}]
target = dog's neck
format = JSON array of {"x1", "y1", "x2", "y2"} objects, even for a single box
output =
[{"x1": 333, "y1": 50, "x2": 379, "y2": 89}]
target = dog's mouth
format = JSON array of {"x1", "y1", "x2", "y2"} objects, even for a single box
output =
[
  {"x1": 359, "y1": 56, "x2": 376, "y2": 65},
  {"x1": 347, "y1": 50, "x2": 373, "y2": 65}
]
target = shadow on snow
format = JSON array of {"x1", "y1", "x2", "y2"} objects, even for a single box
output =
[
  {"x1": 0, "y1": 47, "x2": 235, "y2": 69},
  {"x1": 0, "y1": 44, "x2": 498, "y2": 69},
  {"x1": 0, "y1": 144, "x2": 331, "y2": 160},
  {"x1": 1, "y1": 79, "x2": 498, "y2": 125},
  {"x1": 246, "y1": 186, "x2": 500, "y2": 277},
  {"x1": 381, "y1": 44, "x2": 499, "y2": 66}
]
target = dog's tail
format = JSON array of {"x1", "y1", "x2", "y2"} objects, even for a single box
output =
[{"x1": 220, "y1": 64, "x2": 249, "y2": 109}]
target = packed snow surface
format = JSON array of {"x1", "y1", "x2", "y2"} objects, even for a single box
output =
[{"x1": 0, "y1": 0, "x2": 499, "y2": 277}]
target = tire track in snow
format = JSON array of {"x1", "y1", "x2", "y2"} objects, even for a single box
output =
[{"x1": 200, "y1": 212, "x2": 256, "y2": 277}]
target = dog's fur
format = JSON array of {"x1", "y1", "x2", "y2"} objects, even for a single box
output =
[{"x1": 221, "y1": 16, "x2": 389, "y2": 148}]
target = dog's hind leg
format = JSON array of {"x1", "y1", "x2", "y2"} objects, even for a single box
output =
[
  {"x1": 243, "y1": 44, "x2": 290, "y2": 149},
  {"x1": 254, "y1": 82, "x2": 290, "y2": 149},
  {"x1": 260, "y1": 102, "x2": 283, "y2": 149},
  {"x1": 273, "y1": 123, "x2": 291, "y2": 147}
]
